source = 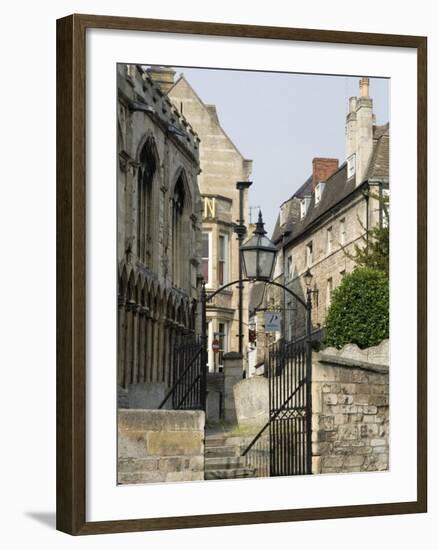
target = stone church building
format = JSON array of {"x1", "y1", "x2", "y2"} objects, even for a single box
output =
[{"x1": 117, "y1": 64, "x2": 203, "y2": 400}]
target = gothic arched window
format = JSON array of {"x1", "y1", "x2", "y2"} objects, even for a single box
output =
[
  {"x1": 172, "y1": 175, "x2": 186, "y2": 287},
  {"x1": 137, "y1": 140, "x2": 157, "y2": 266}
]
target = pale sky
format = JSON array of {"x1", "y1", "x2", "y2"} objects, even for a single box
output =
[{"x1": 175, "y1": 67, "x2": 390, "y2": 235}]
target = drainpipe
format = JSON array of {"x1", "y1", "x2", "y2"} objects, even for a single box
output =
[
  {"x1": 362, "y1": 183, "x2": 370, "y2": 252},
  {"x1": 282, "y1": 234, "x2": 286, "y2": 342},
  {"x1": 378, "y1": 181, "x2": 383, "y2": 229}
]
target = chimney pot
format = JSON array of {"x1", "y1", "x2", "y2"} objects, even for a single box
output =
[{"x1": 359, "y1": 77, "x2": 370, "y2": 98}]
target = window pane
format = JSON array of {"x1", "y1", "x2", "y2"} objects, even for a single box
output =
[
  {"x1": 218, "y1": 322, "x2": 228, "y2": 369},
  {"x1": 201, "y1": 233, "x2": 210, "y2": 283},
  {"x1": 340, "y1": 219, "x2": 346, "y2": 245},
  {"x1": 218, "y1": 234, "x2": 227, "y2": 285},
  {"x1": 326, "y1": 278, "x2": 333, "y2": 308},
  {"x1": 201, "y1": 260, "x2": 209, "y2": 283},
  {"x1": 219, "y1": 235, "x2": 225, "y2": 260},
  {"x1": 259, "y1": 250, "x2": 275, "y2": 279},
  {"x1": 306, "y1": 242, "x2": 313, "y2": 266},
  {"x1": 287, "y1": 255, "x2": 293, "y2": 279},
  {"x1": 202, "y1": 233, "x2": 209, "y2": 258},
  {"x1": 218, "y1": 261, "x2": 224, "y2": 286},
  {"x1": 243, "y1": 249, "x2": 257, "y2": 278}
]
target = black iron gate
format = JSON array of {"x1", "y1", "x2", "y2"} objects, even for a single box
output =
[
  {"x1": 268, "y1": 338, "x2": 312, "y2": 476},
  {"x1": 158, "y1": 336, "x2": 205, "y2": 410},
  {"x1": 200, "y1": 276, "x2": 313, "y2": 477}
]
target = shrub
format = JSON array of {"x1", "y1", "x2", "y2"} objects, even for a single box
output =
[
  {"x1": 344, "y1": 192, "x2": 389, "y2": 277},
  {"x1": 325, "y1": 268, "x2": 389, "y2": 349}
]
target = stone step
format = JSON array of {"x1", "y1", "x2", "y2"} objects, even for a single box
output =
[
  {"x1": 204, "y1": 456, "x2": 246, "y2": 470},
  {"x1": 205, "y1": 445, "x2": 240, "y2": 458},
  {"x1": 205, "y1": 434, "x2": 228, "y2": 447},
  {"x1": 205, "y1": 468, "x2": 256, "y2": 480}
]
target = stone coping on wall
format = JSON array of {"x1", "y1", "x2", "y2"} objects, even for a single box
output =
[
  {"x1": 318, "y1": 354, "x2": 389, "y2": 374},
  {"x1": 318, "y1": 339, "x2": 389, "y2": 374},
  {"x1": 223, "y1": 351, "x2": 243, "y2": 360},
  {"x1": 118, "y1": 409, "x2": 205, "y2": 432}
]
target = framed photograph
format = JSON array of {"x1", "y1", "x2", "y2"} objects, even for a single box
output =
[{"x1": 56, "y1": 14, "x2": 427, "y2": 535}]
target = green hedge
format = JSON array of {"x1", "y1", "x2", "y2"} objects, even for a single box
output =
[{"x1": 325, "y1": 268, "x2": 389, "y2": 349}]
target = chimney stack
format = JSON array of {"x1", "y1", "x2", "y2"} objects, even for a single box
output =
[
  {"x1": 355, "y1": 77, "x2": 373, "y2": 185},
  {"x1": 312, "y1": 158, "x2": 339, "y2": 189},
  {"x1": 146, "y1": 66, "x2": 176, "y2": 94},
  {"x1": 345, "y1": 77, "x2": 374, "y2": 186},
  {"x1": 346, "y1": 96, "x2": 357, "y2": 159}
]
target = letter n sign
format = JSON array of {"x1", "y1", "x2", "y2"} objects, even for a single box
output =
[{"x1": 203, "y1": 197, "x2": 216, "y2": 219}]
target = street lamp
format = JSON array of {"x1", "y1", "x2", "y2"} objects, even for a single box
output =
[
  {"x1": 303, "y1": 268, "x2": 313, "y2": 291},
  {"x1": 235, "y1": 181, "x2": 253, "y2": 355},
  {"x1": 241, "y1": 211, "x2": 277, "y2": 281}
]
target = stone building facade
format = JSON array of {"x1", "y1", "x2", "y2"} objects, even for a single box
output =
[
  {"x1": 165, "y1": 72, "x2": 253, "y2": 372},
  {"x1": 117, "y1": 64, "x2": 203, "y2": 396},
  {"x1": 269, "y1": 77, "x2": 389, "y2": 340}
]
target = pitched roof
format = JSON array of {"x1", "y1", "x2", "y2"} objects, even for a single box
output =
[
  {"x1": 292, "y1": 175, "x2": 313, "y2": 199},
  {"x1": 271, "y1": 215, "x2": 281, "y2": 242},
  {"x1": 367, "y1": 124, "x2": 390, "y2": 180},
  {"x1": 280, "y1": 163, "x2": 351, "y2": 246},
  {"x1": 271, "y1": 175, "x2": 313, "y2": 242},
  {"x1": 167, "y1": 75, "x2": 252, "y2": 163},
  {"x1": 373, "y1": 122, "x2": 389, "y2": 141}
]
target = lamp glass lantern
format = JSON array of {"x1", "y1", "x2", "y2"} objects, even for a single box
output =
[
  {"x1": 241, "y1": 211, "x2": 277, "y2": 281},
  {"x1": 304, "y1": 268, "x2": 313, "y2": 289}
]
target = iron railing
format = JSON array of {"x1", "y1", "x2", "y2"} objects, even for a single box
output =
[
  {"x1": 243, "y1": 430, "x2": 270, "y2": 478},
  {"x1": 289, "y1": 326, "x2": 325, "y2": 347},
  {"x1": 158, "y1": 337, "x2": 205, "y2": 410}
]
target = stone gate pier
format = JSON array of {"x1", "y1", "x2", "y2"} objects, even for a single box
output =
[{"x1": 311, "y1": 340, "x2": 389, "y2": 474}]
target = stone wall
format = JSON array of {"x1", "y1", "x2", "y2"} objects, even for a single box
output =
[
  {"x1": 118, "y1": 409, "x2": 205, "y2": 484},
  {"x1": 312, "y1": 340, "x2": 389, "y2": 474}
]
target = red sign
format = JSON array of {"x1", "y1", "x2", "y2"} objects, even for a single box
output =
[{"x1": 212, "y1": 339, "x2": 220, "y2": 353}]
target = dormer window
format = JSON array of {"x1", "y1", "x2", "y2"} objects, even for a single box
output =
[
  {"x1": 300, "y1": 197, "x2": 311, "y2": 219},
  {"x1": 287, "y1": 254, "x2": 293, "y2": 281},
  {"x1": 327, "y1": 226, "x2": 333, "y2": 254},
  {"x1": 347, "y1": 154, "x2": 356, "y2": 179},
  {"x1": 314, "y1": 182, "x2": 325, "y2": 205}
]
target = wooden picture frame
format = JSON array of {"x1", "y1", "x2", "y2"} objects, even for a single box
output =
[{"x1": 56, "y1": 13, "x2": 427, "y2": 535}]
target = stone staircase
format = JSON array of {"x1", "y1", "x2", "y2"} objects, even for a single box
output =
[{"x1": 204, "y1": 432, "x2": 256, "y2": 480}]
